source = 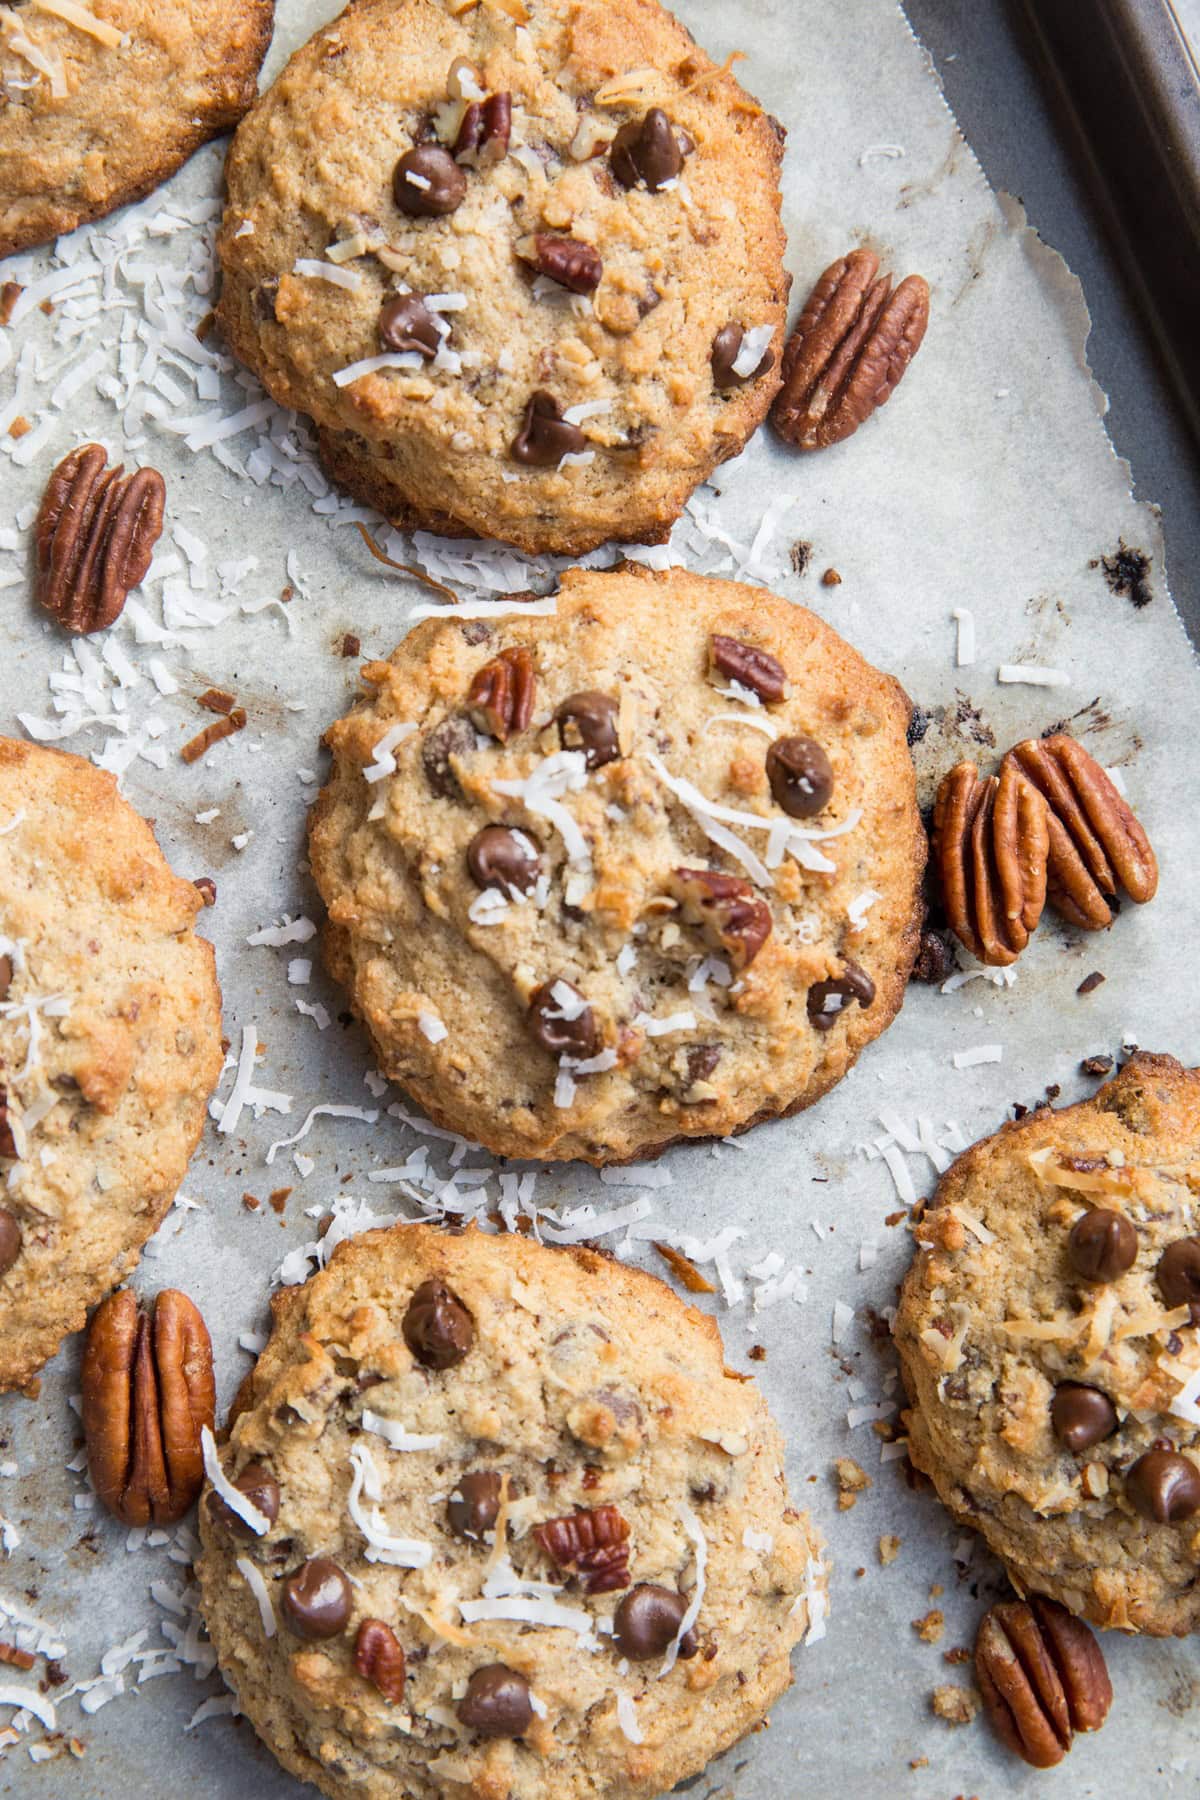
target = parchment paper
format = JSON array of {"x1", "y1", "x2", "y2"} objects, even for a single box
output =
[{"x1": 2, "y1": 1, "x2": 1199, "y2": 1794}]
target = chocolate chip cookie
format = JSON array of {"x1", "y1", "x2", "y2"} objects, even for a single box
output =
[
  {"x1": 895, "y1": 1054, "x2": 1200, "y2": 1637},
  {"x1": 0, "y1": 738, "x2": 222, "y2": 1389},
  {"x1": 197, "y1": 1222, "x2": 825, "y2": 1800},
  {"x1": 308, "y1": 564, "x2": 924, "y2": 1163},
  {"x1": 0, "y1": 0, "x2": 274, "y2": 259},
  {"x1": 216, "y1": 0, "x2": 788, "y2": 555}
]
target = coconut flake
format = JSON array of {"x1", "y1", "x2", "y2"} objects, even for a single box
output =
[
  {"x1": 491, "y1": 750, "x2": 591, "y2": 869},
  {"x1": 458, "y1": 1594, "x2": 598, "y2": 1640},
  {"x1": 658, "y1": 1504, "x2": 706, "y2": 1677},
  {"x1": 0, "y1": 1684, "x2": 56, "y2": 1729},
  {"x1": 731, "y1": 324, "x2": 775, "y2": 378},
  {"x1": 265, "y1": 1103, "x2": 379, "y2": 1165},
  {"x1": 293, "y1": 258, "x2": 363, "y2": 291},
  {"x1": 201, "y1": 1428, "x2": 269, "y2": 1535},
  {"x1": 235, "y1": 1558, "x2": 276, "y2": 1638},
  {"x1": 418, "y1": 1011, "x2": 448, "y2": 1044},
  {"x1": 996, "y1": 664, "x2": 1068, "y2": 687},
  {"x1": 951, "y1": 607, "x2": 976, "y2": 667},
  {"x1": 633, "y1": 1011, "x2": 698, "y2": 1037},
  {"x1": 347, "y1": 1443, "x2": 433, "y2": 1567},
  {"x1": 246, "y1": 916, "x2": 317, "y2": 947},
  {"x1": 616, "y1": 1692, "x2": 643, "y2": 1743},
  {"x1": 364, "y1": 721, "x2": 417, "y2": 782},
  {"x1": 331, "y1": 350, "x2": 423, "y2": 388},
  {"x1": 360, "y1": 1410, "x2": 443, "y2": 1452},
  {"x1": 952, "y1": 1043, "x2": 1003, "y2": 1068}
]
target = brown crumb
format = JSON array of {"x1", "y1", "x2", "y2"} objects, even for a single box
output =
[
  {"x1": 821, "y1": 567, "x2": 842, "y2": 586},
  {"x1": 8, "y1": 416, "x2": 30, "y2": 440},
  {"x1": 181, "y1": 708, "x2": 247, "y2": 764},
  {"x1": 192, "y1": 876, "x2": 217, "y2": 907},
  {"x1": 341, "y1": 632, "x2": 361, "y2": 658},
  {"x1": 878, "y1": 1534, "x2": 901, "y2": 1565},
  {"x1": 932, "y1": 1683, "x2": 980, "y2": 1725},
  {"x1": 653, "y1": 1241, "x2": 716, "y2": 1294},
  {"x1": 39, "y1": 298, "x2": 53, "y2": 316},
  {"x1": 929, "y1": 1582, "x2": 944, "y2": 1598},
  {"x1": 316, "y1": 1212, "x2": 334, "y2": 1240},
  {"x1": 748, "y1": 1344, "x2": 766, "y2": 1362},
  {"x1": 0, "y1": 1643, "x2": 35, "y2": 1671},
  {"x1": 789, "y1": 540, "x2": 812, "y2": 577},
  {"x1": 69, "y1": 1738, "x2": 87, "y2": 1758},
  {"x1": 833, "y1": 1457, "x2": 872, "y2": 1510},
  {"x1": 197, "y1": 687, "x2": 236, "y2": 716},
  {"x1": 1082, "y1": 1053, "x2": 1115, "y2": 1076},
  {"x1": 242, "y1": 1193, "x2": 260, "y2": 1212},
  {"x1": 913, "y1": 1609, "x2": 945, "y2": 1644},
  {"x1": 268, "y1": 1186, "x2": 292, "y2": 1215},
  {"x1": 1076, "y1": 970, "x2": 1105, "y2": 996},
  {"x1": 943, "y1": 1646, "x2": 971, "y2": 1665},
  {"x1": 1094, "y1": 539, "x2": 1153, "y2": 609},
  {"x1": 854, "y1": 1566, "x2": 866, "y2": 1578},
  {"x1": 909, "y1": 1757, "x2": 929, "y2": 1770},
  {"x1": 884, "y1": 1209, "x2": 907, "y2": 1228},
  {"x1": 281, "y1": 583, "x2": 296, "y2": 603},
  {"x1": 0, "y1": 281, "x2": 22, "y2": 326},
  {"x1": 194, "y1": 310, "x2": 216, "y2": 342}
]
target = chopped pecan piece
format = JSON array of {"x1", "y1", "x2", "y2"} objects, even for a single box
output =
[
  {"x1": 534, "y1": 1503, "x2": 631, "y2": 1594},
  {"x1": 354, "y1": 1618, "x2": 406, "y2": 1702},
  {"x1": 975, "y1": 1596, "x2": 1111, "y2": 1769},
  {"x1": 466, "y1": 647, "x2": 535, "y2": 742},
  {"x1": 517, "y1": 234, "x2": 602, "y2": 294},
  {"x1": 1002, "y1": 734, "x2": 1157, "y2": 929},
  {"x1": 932, "y1": 759, "x2": 1049, "y2": 965},
  {"x1": 454, "y1": 91, "x2": 511, "y2": 165},
  {"x1": 35, "y1": 444, "x2": 165, "y2": 634},
  {"x1": 708, "y1": 634, "x2": 788, "y2": 704},
  {"x1": 81, "y1": 1288, "x2": 215, "y2": 1527},
  {"x1": 667, "y1": 868, "x2": 772, "y2": 971},
  {"x1": 772, "y1": 249, "x2": 929, "y2": 451},
  {"x1": 0, "y1": 1088, "x2": 16, "y2": 1162}
]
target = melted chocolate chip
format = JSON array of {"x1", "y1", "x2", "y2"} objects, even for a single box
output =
[
  {"x1": 612, "y1": 1584, "x2": 698, "y2": 1660},
  {"x1": 1067, "y1": 1208, "x2": 1137, "y2": 1284},
  {"x1": 555, "y1": 691, "x2": 619, "y2": 767},
  {"x1": 1051, "y1": 1384, "x2": 1117, "y2": 1454},
  {"x1": 402, "y1": 1279, "x2": 475, "y2": 1370},
  {"x1": 1126, "y1": 1449, "x2": 1200, "y2": 1523},
  {"x1": 766, "y1": 735, "x2": 834, "y2": 818},
  {"x1": 0, "y1": 1210, "x2": 20, "y2": 1276},
  {"x1": 807, "y1": 962, "x2": 875, "y2": 1032},
  {"x1": 422, "y1": 713, "x2": 477, "y2": 798},
  {"x1": 466, "y1": 825, "x2": 540, "y2": 895},
  {"x1": 281, "y1": 1557, "x2": 352, "y2": 1639},
  {"x1": 609, "y1": 108, "x2": 683, "y2": 191},
  {"x1": 457, "y1": 1664, "x2": 534, "y2": 1737},
  {"x1": 447, "y1": 1471, "x2": 503, "y2": 1539},
  {"x1": 711, "y1": 324, "x2": 773, "y2": 389},
  {"x1": 511, "y1": 392, "x2": 586, "y2": 466},
  {"x1": 527, "y1": 980, "x2": 601, "y2": 1058},
  {"x1": 379, "y1": 294, "x2": 441, "y2": 357},
  {"x1": 393, "y1": 146, "x2": 467, "y2": 218},
  {"x1": 1157, "y1": 1237, "x2": 1200, "y2": 1321},
  {"x1": 207, "y1": 1463, "x2": 281, "y2": 1539}
]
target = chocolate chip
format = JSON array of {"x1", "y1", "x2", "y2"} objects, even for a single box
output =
[
  {"x1": 393, "y1": 146, "x2": 467, "y2": 218},
  {"x1": 511, "y1": 392, "x2": 587, "y2": 466},
  {"x1": 1157, "y1": 1238, "x2": 1200, "y2": 1321},
  {"x1": 766, "y1": 735, "x2": 834, "y2": 818},
  {"x1": 447, "y1": 1471, "x2": 503, "y2": 1539},
  {"x1": 686, "y1": 1043, "x2": 722, "y2": 1086},
  {"x1": 466, "y1": 825, "x2": 540, "y2": 896},
  {"x1": 0, "y1": 1091, "x2": 16, "y2": 1163},
  {"x1": 1067, "y1": 1208, "x2": 1137, "y2": 1284},
  {"x1": 207, "y1": 1463, "x2": 281, "y2": 1539},
  {"x1": 281, "y1": 1557, "x2": 352, "y2": 1639},
  {"x1": 711, "y1": 324, "x2": 773, "y2": 389},
  {"x1": 555, "y1": 691, "x2": 619, "y2": 767},
  {"x1": 708, "y1": 634, "x2": 787, "y2": 703},
  {"x1": 422, "y1": 713, "x2": 477, "y2": 798},
  {"x1": 1126, "y1": 1449, "x2": 1200, "y2": 1523},
  {"x1": 610, "y1": 108, "x2": 683, "y2": 190},
  {"x1": 379, "y1": 294, "x2": 441, "y2": 357},
  {"x1": 402, "y1": 1279, "x2": 474, "y2": 1370},
  {"x1": 252, "y1": 278, "x2": 280, "y2": 322},
  {"x1": 1051, "y1": 1384, "x2": 1117, "y2": 1454},
  {"x1": 528, "y1": 980, "x2": 601, "y2": 1057},
  {"x1": 807, "y1": 962, "x2": 875, "y2": 1032},
  {"x1": 0, "y1": 954, "x2": 11, "y2": 1001},
  {"x1": 457, "y1": 1664, "x2": 534, "y2": 1737},
  {"x1": 0, "y1": 1210, "x2": 21, "y2": 1276},
  {"x1": 612, "y1": 1584, "x2": 698, "y2": 1660}
]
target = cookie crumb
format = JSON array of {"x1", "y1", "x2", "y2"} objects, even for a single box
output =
[
  {"x1": 0, "y1": 281, "x2": 21, "y2": 327},
  {"x1": 242, "y1": 1193, "x2": 260, "y2": 1212},
  {"x1": 909, "y1": 1756, "x2": 929, "y2": 1770},
  {"x1": 912, "y1": 1609, "x2": 945, "y2": 1644},
  {"x1": 879, "y1": 1534, "x2": 901, "y2": 1565},
  {"x1": 833, "y1": 1457, "x2": 872, "y2": 1509},
  {"x1": 884, "y1": 1209, "x2": 907, "y2": 1228},
  {"x1": 197, "y1": 687, "x2": 237, "y2": 716},
  {"x1": 268, "y1": 1186, "x2": 292, "y2": 1215},
  {"x1": 821, "y1": 567, "x2": 842, "y2": 586},
  {"x1": 932, "y1": 1683, "x2": 980, "y2": 1725},
  {"x1": 943, "y1": 1646, "x2": 971, "y2": 1665},
  {"x1": 341, "y1": 633, "x2": 362, "y2": 658},
  {"x1": 748, "y1": 1344, "x2": 766, "y2": 1362},
  {"x1": 1076, "y1": 970, "x2": 1105, "y2": 995},
  {"x1": 1081, "y1": 1053, "x2": 1114, "y2": 1077},
  {"x1": 8, "y1": 416, "x2": 30, "y2": 440}
]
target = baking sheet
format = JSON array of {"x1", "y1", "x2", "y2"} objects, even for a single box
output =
[{"x1": 2, "y1": 0, "x2": 1199, "y2": 1793}]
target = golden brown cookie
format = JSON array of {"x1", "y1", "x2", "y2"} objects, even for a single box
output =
[
  {"x1": 216, "y1": 0, "x2": 788, "y2": 555},
  {"x1": 197, "y1": 1222, "x2": 826, "y2": 1800},
  {"x1": 895, "y1": 1054, "x2": 1200, "y2": 1637},
  {"x1": 308, "y1": 564, "x2": 924, "y2": 1163},
  {"x1": 0, "y1": 737, "x2": 223, "y2": 1389},
  {"x1": 0, "y1": 0, "x2": 274, "y2": 259}
]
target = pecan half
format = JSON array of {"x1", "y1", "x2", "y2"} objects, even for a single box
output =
[
  {"x1": 667, "y1": 868, "x2": 772, "y2": 971},
  {"x1": 0, "y1": 1088, "x2": 16, "y2": 1162},
  {"x1": 35, "y1": 444, "x2": 165, "y2": 634},
  {"x1": 81, "y1": 1288, "x2": 215, "y2": 1527},
  {"x1": 771, "y1": 249, "x2": 929, "y2": 451},
  {"x1": 534, "y1": 1503, "x2": 631, "y2": 1594},
  {"x1": 932, "y1": 758, "x2": 1049, "y2": 965},
  {"x1": 976, "y1": 1596, "x2": 1112, "y2": 1769},
  {"x1": 708, "y1": 634, "x2": 788, "y2": 704},
  {"x1": 354, "y1": 1618, "x2": 406, "y2": 1702},
  {"x1": 516, "y1": 234, "x2": 602, "y2": 294},
  {"x1": 1003, "y1": 734, "x2": 1157, "y2": 929},
  {"x1": 454, "y1": 91, "x2": 511, "y2": 165},
  {"x1": 466, "y1": 647, "x2": 535, "y2": 742}
]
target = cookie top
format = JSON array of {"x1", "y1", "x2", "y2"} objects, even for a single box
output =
[
  {"x1": 308, "y1": 565, "x2": 924, "y2": 1163},
  {"x1": 0, "y1": 738, "x2": 222, "y2": 1389},
  {"x1": 895, "y1": 1054, "x2": 1200, "y2": 1637},
  {"x1": 0, "y1": 0, "x2": 274, "y2": 258},
  {"x1": 197, "y1": 1222, "x2": 825, "y2": 1800},
  {"x1": 216, "y1": 0, "x2": 788, "y2": 555}
]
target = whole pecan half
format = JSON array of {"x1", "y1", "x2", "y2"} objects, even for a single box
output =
[
  {"x1": 708, "y1": 634, "x2": 788, "y2": 704},
  {"x1": 81, "y1": 1288, "x2": 215, "y2": 1527},
  {"x1": 517, "y1": 234, "x2": 603, "y2": 294},
  {"x1": 354, "y1": 1618, "x2": 406, "y2": 1702},
  {"x1": 35, "y1": 443, "x2": 165, "y2": 634},
  {"x1": 932, "y1": 758, "x2": 1049, "y2": 965},
  {"x1": 465, "y1": 647, "x2": 535, "y2": 742},
  {"x1": 454, "y1": 91, "x2": 511, "y2": 165},
  {"x1": 771, "y1": 249, "x2": 929, "y2": 451},
  {"x1": 976, "y1": 1596, "x2": 1112, "y2": 1769},
  {"x1": 667, "y1": 867, "x2": 773, "y2": 971},
  {"x1": 1002, "y1": 734, "x2": 1157, "y2": 929},
  {"x1": 534, "y1": 1503, "x2": 631, "y2": 1594}
]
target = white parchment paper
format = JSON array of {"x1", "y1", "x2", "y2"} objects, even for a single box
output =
[{"x1": 1, "y1": 0, "x2": 1198, "y2": 1794}]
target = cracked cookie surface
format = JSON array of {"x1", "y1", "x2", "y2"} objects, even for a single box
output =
[
  {"x1": 216, "y1": 0, "x2": 787, "y2": 555},
  {"x1": 197, "y1": 1221, "x2": 825, "y2": 1800},
  {"x1": 0, "y1": 738, "x2": 222, "y2": 1390},
  {"x1": 896, "y1": 1054, "x2": 1200, "y2": 1636},
  {"x1": 308, "y1": 564, "x2": 924, "y2": 1163}
]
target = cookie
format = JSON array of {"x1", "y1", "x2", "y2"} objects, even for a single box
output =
[
  {"x1": 0, "y1": 0, "x2": 274, "y2": 259},
  {"x1": 216, "y1": 0, "x2": 788, "y2": 556},
  {"x1": 197, "y1": 1221, "x2": 825, "y2": 1800},
  {"x1": 308, "y1": 564, "x2": 924, "y2": 1164},
  {"x1": 895, "y1": 1054, "x2": 1200, "y2": 1637},
  {"x1": 0, "y1": 738, "x2": 222, "y2": 1390}
]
